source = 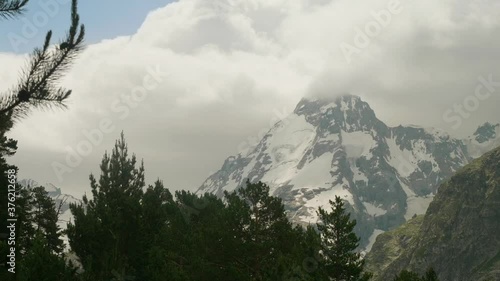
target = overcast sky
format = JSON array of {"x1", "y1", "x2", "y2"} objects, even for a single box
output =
[{"x1": 1, "y1": 0, "x2": 500, "y2": 197}]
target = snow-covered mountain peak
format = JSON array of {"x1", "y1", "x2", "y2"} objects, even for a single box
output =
[
  {"x1": 18, "y1": 179, "x2": 62, "y2": 196},
  {"x1": 293, "y1": 94, "x2": 382, "y2": 134},
  {"x1": 198, "y1": 96, "x2": 499, "y2": 250},
  {"x1": 294, "y1": 94, "x2": 367, "y2": 114}
]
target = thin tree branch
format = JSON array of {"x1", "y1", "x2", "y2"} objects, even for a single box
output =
[{"x1": 0, "y1": 0, "x2": 85, "y2": 122}]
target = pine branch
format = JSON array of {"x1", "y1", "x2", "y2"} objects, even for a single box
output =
[
  {"x1": 0, "y1": 0, "x2": 85, "y2": 122},
  {"x1": 0, "y1": 0, "x2": 29, "y2": 19}
]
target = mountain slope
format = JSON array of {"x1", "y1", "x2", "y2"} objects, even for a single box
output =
[
  {"x1": 365, "y1": 145, "x2": 500, "y2": 281},
  {"x1": 364, "y1": 214, "x2": 424, "y2": 277},
  {"x1": 197, "y1": 95, "x2": 499, "y2": 248}
]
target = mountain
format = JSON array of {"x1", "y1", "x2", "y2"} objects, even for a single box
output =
[
  {"x1": 365, "y1": 145, "x2": 500, "y2": 281},
  {"x1": 197, "y1": 94, "x2": 500, "y2": 248},
  {"x1": 464, "y1": 122, "x2": 500, "y2": 158},
  {"x1": 17, "y1": 179, "x2": 80, "y2": 245}
]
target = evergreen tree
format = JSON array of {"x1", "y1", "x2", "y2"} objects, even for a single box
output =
[
  {"x1": 279, "y1": 225, "x2": 319, "y2": 281},
  {"x1": 17, "y1": 231, "x2": 76, "y2": 281},
  {"x1": 173, "y1": 190, "x2": 240, "y2": 281},
  {"x1": 67, "y1": 132, "x2": 145, "y2": 280},
  {"x1": 224, "y1": 180, "x2": 298, "y2": 280},
  {"x1": 14, "y1": 185, "x2": 64, "y2": 255},
  {"x1": 30, "y1": 186, "x2": 65, "y2": 254},
  {"x1": 316, "y1": 196, "x2": 371, "y2": 281},
  {"x1": 5, "y1": 185, "x2": 77, "y2": 280},
  {"x1": 140, "y1": 179, "x2": 178, "y2": 280},
  {"x1": 0, "y1": 103, "x2": 20, "y2": 281},
  {"x1": 141, "y1": 179, "x2": 174, "y2": 241},
  {"x1": 0, "y1": 1, "x2": 84, "y2": 278},
  {"x1": 14, "y1": 186, "x2": 35, "y2": 255}
]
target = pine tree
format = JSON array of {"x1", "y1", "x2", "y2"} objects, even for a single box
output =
[
  {"x1": 14, "y1": 186, "x2": 35, "y2": 254},
  {"x1": 0, "y1": 1, "x2": 84, "y2": 278},
  {"x1": 67, "y1": 132, "x2": 146, "y2": 280},
  {"x1": 141, "y1": 179, "x2": 174, "y2": 237},
  {"x1": 0, "y1": 102, "x2": 20, "y2": 281},
  {"x1": 17, "y1": 232, "x2": 76, "y2": 281},
  {"x1": 30, "y1": 186, "x2": 65, "y2": 254},
  {"x1": 172, "y1": 191, "x2": 238, "y2": 281},
  {"x1": 139, "y1": 179, "x2": 177, "y2": 280},
  {"x1": 316, "y1": 196, "x2": 371, "y2": 281},
  {"x1": 2, "y1": 184, "x2": 77, "y2": 280},
  {"x1": 224, "y1": 180, "x2": 297, "y2": 280},
  {"x1": 13, "y1": 185, "x2": 64, "y2": 255}
]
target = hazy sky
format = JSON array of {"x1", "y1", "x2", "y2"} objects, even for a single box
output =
[{"x1": 1, "y1": 0, "x2": 499, "y2": 197}]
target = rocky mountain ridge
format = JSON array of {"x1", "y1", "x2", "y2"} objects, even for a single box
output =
[
  {"x1": 365, "y1": 145, "x2": 500, "y2": 281},
  {"x1": 197, "y1": 94, "x2": 500, "y2": 248}
]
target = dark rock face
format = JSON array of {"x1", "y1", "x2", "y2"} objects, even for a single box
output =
[
  {"x1": 197, "y1": 94, "x2": 500, "y2": 249},
  {"x1": 366, "y1": 146, "x2": 500, "y2": 281},
  {"x1": 474, "y1": 122, "x2": 499, "y2": 143},
  {"x1": 364, "y1": 215, "x2": 424, "y2": 279}
]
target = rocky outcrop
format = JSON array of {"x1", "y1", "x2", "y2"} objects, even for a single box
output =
[{"x1": 366, "y1": 146, "x2": 500, "y2": 281}]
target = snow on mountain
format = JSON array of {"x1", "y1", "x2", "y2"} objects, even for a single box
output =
[
  {"x1": 17, "y1": 179, "x2": 81, "y2": 246},
  {"x1": 197, "y1": 94, "x2": 500, "y2": 249},
  {"x1": 364, "y1": 229, "x2": 385, "y2": 254}
]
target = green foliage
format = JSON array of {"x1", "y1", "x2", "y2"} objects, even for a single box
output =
[
  {"x1": 0, "y1": 184, "x2": 77, "y2": 280},
  {"x1": 30, "y1": 186, "x2": 65, "y2": 253},
  {"x1": 393, "y1": 268, "x2": 439, "y2": 281},
  {"x1": 0, "y1": 115, "x2": 17, "y2": 281},
  {"x1": 317, "y1": 196, "x2": 372, "y2": 281},
  {"x1": 1, "y1": 1, "x2": 84, "y2": 278},
  {"x1": 67, "y1": 132, "x2": 146, "y2": 279},
  {"x1": 9, "y1": 185, "x2": 64, "y2": 256},
  {"x1": 0, "y1": 0, "x2": 85, "y2": 122},
  {"x1": 17, "y1": 232, "x2": 77, "y2": 281},
  {"x1": 224, "y1": 180, "x2": 297, "y2": 280}
]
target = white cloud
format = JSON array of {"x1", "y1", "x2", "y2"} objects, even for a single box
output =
[{"x1": 1, "y1": 0, "x2": 499, "y2": 196}]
